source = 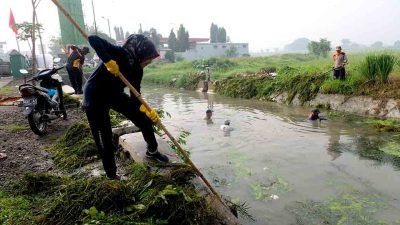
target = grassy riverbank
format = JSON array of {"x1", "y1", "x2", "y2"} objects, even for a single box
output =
[{"x1": 144, "y1": 52, "x2": 400, "y2": 103}]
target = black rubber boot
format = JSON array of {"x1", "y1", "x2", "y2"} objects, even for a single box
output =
[{"x1": 146, "y1": 151, "x2": 169, "y2": 163}]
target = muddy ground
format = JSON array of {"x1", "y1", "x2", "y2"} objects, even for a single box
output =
[{"x1": 0, "y1": 80, "x2": 84, "y2": 186}]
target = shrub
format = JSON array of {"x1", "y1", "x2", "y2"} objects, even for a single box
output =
[
  {"x1": 376, "y1": 53, "x2": 398, "y2": 82},
  {"x1": 359, "y1": 54, "x2": 379, "y2": 81},
  {"x1": 359, "y1": 53, "x2": 398, "y2": 83}
]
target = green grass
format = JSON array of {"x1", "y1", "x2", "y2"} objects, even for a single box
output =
[
  {"x1": 0, "y1": 84, "x2": 15, "y2": 96},
  {"x1": 366, "y1": 118, "x2": 400, "y2": 132},
  {"x1": 144, "y1": 52, "x2": 400, "y2": 100},
  {"x1": 46, "y1": 121, "x2": 98, "y2": 170},
  {"x1": 0, "y1": 124, "x2": 28, "y2": 133},
  {"x1": 0, "y1": 164, "x2": 222, "y2": 225}
]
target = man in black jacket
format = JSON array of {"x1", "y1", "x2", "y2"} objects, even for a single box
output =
[
  {"x1": 66, "y1": 46, "x2": 89, "y2": 94},
  {"x1": 84, "y1": 34, "x2": 168, "y2": 180}
]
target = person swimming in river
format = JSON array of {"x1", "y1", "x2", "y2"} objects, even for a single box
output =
[
  {"x1": 308, "y1": 108, "x2": 327, "y2": 121},
  {"x1": 204, "y1": 109, "x2": 214, "y2": 124},
  {"x1": 220, "y1": 120, "x2": 234, "y2": 132}
]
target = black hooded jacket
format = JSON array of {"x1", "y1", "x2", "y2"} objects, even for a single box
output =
[{"x1": 83, "y1": 35, "x2": 159, "y2": 108}]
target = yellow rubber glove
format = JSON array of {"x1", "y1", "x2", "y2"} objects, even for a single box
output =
[
  {"x1": 104, "y1": 60, "x2": 119, "y2": 77},
  {"x1": 139, "y1": 104, "x2": 159, "y2": 123}
]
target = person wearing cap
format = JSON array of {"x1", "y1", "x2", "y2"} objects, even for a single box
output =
[
  {"x1": 84, "y1": 34, "x2": 168, "y2": 180},
  {"x1": 66, "y1": 45, "x2": 90, "y2": 94},
  {"x1": 333, "y1": 46, "x2": 348, "y2": 80}
]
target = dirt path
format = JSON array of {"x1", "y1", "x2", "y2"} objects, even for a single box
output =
[{"x1": 0, "y1": 105, "x2": 84, "y2": 186}]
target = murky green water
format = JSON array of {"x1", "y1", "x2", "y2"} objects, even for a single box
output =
[{"x1": 141, "y1": 86, "x2": 400, "y2": 225}]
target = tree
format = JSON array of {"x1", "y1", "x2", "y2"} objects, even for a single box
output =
[
  {"x1": 210, "y1": 23, "x2": 227, "y2": 43},
  {"x1": 210, "y1": 23, "x2": 218, "y2": 43},
  {"x1": 218, "y1": 27, "x2": 227, "y2": 43},
  {"x1": 371, "y1": 41, "x2": 383, "y2": 49},
  {"x1": 125, "y1": 31, "x2": 130, "y2": 40},
  {"x1": 149, "y1": 28, "x2": 160, "y2": 48},
  {"x1": 341, "y1": 39, "x2": 351, "y2": 49},
  {"x1": 225, "y1": 46, "x2": 238, "y2": 57},
  {"x1": 48, "y1": 36, "x2": 63, "y2": 57},
  {"x1": 88, "y1": 26, "x2": 116, "y2": 44},
  {"x1": 138, "y1": 24, "x2": 143, "y2": 34},
  {"x1": 284, "y1": 38, "x2": 310, "y2": 52},
  {"x1": 394, "y1": 41, "x2": 400, "y2": 49},
  {"x1": 308, "y1": 38, "x2": 331, "y2": 57},
  {"x1": 15, "y1": 22, "x2": 43, "y2": 49},
  {"x1": 177, "y1": 24, "x2": 189, "y2": 52},
  {"x1": 168, "y1": 29, "x2": 177, "y2": 51}
]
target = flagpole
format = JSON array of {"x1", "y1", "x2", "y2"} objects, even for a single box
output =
[{"x1": 15, "y1": 37, "x2": 20, "y2": 52}]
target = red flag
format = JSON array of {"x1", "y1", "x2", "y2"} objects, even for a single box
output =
[{"x1": 9, "y1": 9, "x2": 18, "y2": 35}]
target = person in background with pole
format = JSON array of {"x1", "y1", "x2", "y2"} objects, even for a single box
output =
[
  {"x1": 66, "y1": 45, "x2": 89, "y2": 94},
  {"x1": 332, "y1": 46, "x2": 348, "y2": 81},
  {"x1": 83, "y1": 34, "x2": 169, "y2": 180}
]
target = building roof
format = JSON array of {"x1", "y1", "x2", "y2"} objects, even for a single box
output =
[{"x1": 160, "y1": 37, "x2": 209, "y2": 44}]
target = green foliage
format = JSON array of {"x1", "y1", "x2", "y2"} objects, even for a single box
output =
[
  {"x1": 288, "y1": 190, "x2": 384, "y2": 225},
  {"x1": 210, "y1": 23, "x2": 227, "y2": 43},
  {"x1": 47, "y1": 121, "x2": 97, "y2": 170},
  {"x1": 110, "y1": 109, "x2": 127, "y2": 127},
  {"x1": 0, "y1": 163, "x2": 216, "y2": 225},
  {"x1": 366, "y1": 118, "x2": 400, "y2": 132},
  {"x1": 15, "y1": 22, "x2": 44, "y2": 42},
  {"x1": 380, "y1": 142, "x2": 400, "y2": 158},
  {"x1": 360, "y1": 53, "x2": 398, "y2": 82},
  {"x1": 176, "y1": 24, "x2": 189, "y2": 52},
  {"x1": 225, "y1": 46, "x2": 238, "y2": 58},
  {"x1": 0, "y1": 191, "x2": 35, "y2": 225},
  {"x1": 177, "y1": 72, "x2": 205, "y2": 90},
  {"x1": 167, "y1": 131, "x2": 192, "y2": 160},
  {"x1": 0, "y1": 84, "x2": 16, "y2": 96},
  {"x1": 320, "y1": 79, "x2": 353, "y2": 95},
  {"x1": 168, "y1": 29, "x2": 177, "y2": 52},
  {"x1": 251, "y1": 176, "x2": 291, "y2": 201},
  {"x1": 164, "y1": 50, "x2": 175, "y2": 63},
  {"x1": 308, "y1": 38, "x2": 332, "y2": 57},
  {"x1": 376, "y1": 53, "x2": 398, "y2": 82},
  {"x1": 192, "y1": 57, "x2": 237, "y2": 70}
]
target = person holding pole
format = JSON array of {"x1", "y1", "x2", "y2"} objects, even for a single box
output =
[
  {"x1": 66, "y1": 45, "x2": 89, "y2": 94},
  {"x1": 83, "y1": 34, "x2": 168, "y2": 180}
]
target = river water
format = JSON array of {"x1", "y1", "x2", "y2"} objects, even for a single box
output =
[{"x1": 141, "y1": 86, "x2": 400, "y2": 225}]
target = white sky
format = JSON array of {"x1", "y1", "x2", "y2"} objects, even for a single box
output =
[{"x1": 1, "y1": 0, "x2": 400, "y2": 53}]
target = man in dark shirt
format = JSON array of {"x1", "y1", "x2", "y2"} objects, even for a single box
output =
[
  {"x1": 66, "y1": 46, "x2": 89, "y2": 94},
  {"x1": 84, "y1": 34, "x2": 168, "y2": 180}
]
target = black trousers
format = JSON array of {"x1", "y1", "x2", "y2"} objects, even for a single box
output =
[
  {"x1": 333, "y1": 67, "x2": 346, "y2": 80},
  {"x1": 67, "y1": 67, "x2": 83, "y2": 94},
  {"x1": 85, "y1": 92, "x2": 158, "y2": 177}
]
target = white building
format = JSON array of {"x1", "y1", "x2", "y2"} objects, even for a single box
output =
[{"x1": 176, "y1": 42, "x2": 249, "y2": 60}]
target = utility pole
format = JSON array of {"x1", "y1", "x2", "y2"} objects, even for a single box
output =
[
  {"x1": 91, "y1": 0, "x2": 98, "y2": 35},
  {"x1": 101, "y1": 16, "x2": 111, "y2": 39}
]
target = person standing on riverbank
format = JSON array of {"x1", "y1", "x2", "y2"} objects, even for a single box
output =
[
  {"x1": 66, "y1": 46, "x2": 89, "y2": 94},
  {"x1": 84, "y1": 34, "x2": 169, "y2": 180},
  {"x1": 333, "y1": 46, "x2": 348, "y2": 80}
]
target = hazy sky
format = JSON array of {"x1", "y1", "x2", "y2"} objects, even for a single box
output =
[{"x1": 1, "y1": 0, "x2": 399, "y2": 53}]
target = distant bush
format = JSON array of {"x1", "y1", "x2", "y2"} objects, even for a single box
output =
[{"x1": 192, "y1": 57, "x2": 237, "y2": 70}]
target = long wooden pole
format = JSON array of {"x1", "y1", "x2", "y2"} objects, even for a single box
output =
[{"x1": 51, "y1": 0, "x2": 226, "y2": 207}]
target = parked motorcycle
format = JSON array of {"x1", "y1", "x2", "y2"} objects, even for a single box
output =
[{"x1": 18, "y1": 59, "x2": 67, "y2": 136}]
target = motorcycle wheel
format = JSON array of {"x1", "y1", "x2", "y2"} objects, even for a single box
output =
[{"x1": 28, "y1": 104, "x2": 48, "y2": 136}]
